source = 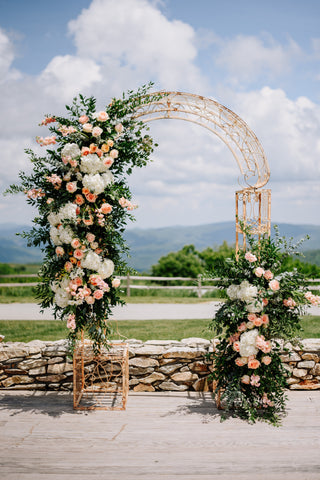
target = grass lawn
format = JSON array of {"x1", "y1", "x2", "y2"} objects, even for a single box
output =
[{"x1": 0, "y1": 316, "x2": 319, "y2": 343}]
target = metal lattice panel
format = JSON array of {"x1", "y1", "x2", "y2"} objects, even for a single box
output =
[
  {"x1": 133, "y1": 91, "x2": 270, "y2": 189},
  {"x1": 73, "y1": 341, "x2": 129, "y2": 411}
]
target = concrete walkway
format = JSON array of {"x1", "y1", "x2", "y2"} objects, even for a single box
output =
[
  {"x1": 0, "y1": 390, "x2": 319, "y2": 480},
  {"x1": 0, "y1": 302, "x2": 319, "y2": 320}
]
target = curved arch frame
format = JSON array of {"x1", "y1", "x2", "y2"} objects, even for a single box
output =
[{"x1": 133, "y1": 91, "x2": 270, "y2": 189}]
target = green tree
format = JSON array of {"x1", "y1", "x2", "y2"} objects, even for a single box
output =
[{"x1": 151, "y1": 245, "x2": 203, "y2": 278}]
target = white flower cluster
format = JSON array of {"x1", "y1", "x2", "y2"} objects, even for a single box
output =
[
  {"x1": 80, "y1": 154, "x2": 112, "y2": 174},
  {"x1": 239, "y1": 329, "x2": 259, "y2": 357},
  {"x1": 82, "y1": 172, "x2": 114, "y2": 194},
  {"x1": 61, "y1": 143, "x2": 81, "y2": 159},
  {"x1": 48, "y1": 202, "x2": 78, "y2": 226},
  {"x1": 227, "y1": 280, "x2": 263, "y2": 313},
  {"x1": 51, "y1": 277, "x2": 71, "y2": 308},
  {"x1": 50, "y1": 225, "x2": 74, "y2": 245},
  {"x1": 82, "y1": 251, "x2": 114, "y2": 279}
]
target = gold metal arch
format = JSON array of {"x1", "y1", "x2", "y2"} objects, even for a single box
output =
[
  {"x1": 133, "y1": 91, "x2": 271, "y2": 250},
  {"x1": 133, "y1": 91, "x2": 270, "y2": 189}
]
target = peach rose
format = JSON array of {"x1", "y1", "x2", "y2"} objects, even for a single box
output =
[
  {"x1": 235, "y1": 357, "x2": 248, "y2": 367},
  {"x1": 103, "y1": 157, "x2": 113, "y2": 168},
  {"x1": 92, "y1": 126, "x2": 103, "y2": 137},
  {"x1": 233, "y1": 341, "x2": 240, "y2": 352},
  {"x1": 248, "y1": 358, "x2": 260, "y2": 369},
  {"x1": 83, "y1": 217, "x2": 93, "y2": 226},
  {"x1": 93, "y1": 289, "x2": 104, "y2": 300},
  {"x1": 85, "y1": 296, "x2": 95, "y2": 305},
  {"x1": 237, "y1": 322, "x2": 247, "y2": 332},
  {"x1": 245, "y1": 251, "x2": 257, "y2": 262},
  {"x1": 86, "y1": 233, "x2": 95, "y2": 243},
  {"x1": 71, "y1": 238, "x2": 81, "y2": 249},
  {"x1": 66, "y1": 182, "x2": 77, "y2": 193},
  {"x1": 262, "y1": 298, "x2": 268, "y2": 306},
  {"x1": 112, "y1": 278, "x2": 121, "y2": 288},
  {"x1": 81, "y1": 147, "x2": 90, "y2": 156},
  {"x1": 254, "y1": 267, "x2": 265, "y2": 277},
  {"x1": 75, "y1": 194, "x2": 85, "y2": 205},
  {"x1": 101, "y1": 144, "x2": 110, "y2": 153},
  {"x1": 79, "y1": 115, "x2": 89, "y2": 124},
  {"x1": 262, "y1": 356, "x2": 272, "y2": 365},
  {"x1": 109, "y1": 148, "x2": 119, "y2": 159},
  {"x1": 85, "y1": 193, "x2": 98, "y2": 203},
  {"x1": 82, "y1": 123, "x2": 93, "y2": 133},
  {"x1": 100, "y1": 203, "x2": 112, "y2": 214},
  {"x1": 115, "y1": 123, "x2": 124, "y2": 133},
  {"x1": 96, "y1": 111, "x2": 109, "y2": 122},
  {"x1": 65, "y1": 261, "x2": 73, "y2": 272},
  {"x1": 74, "y1": 249, "x2": 84, "y2": 259},
  {"x1": 264, "y1": 270, "x2": 274, "y2": 280},
  {"x1": 241, "y1": 375, "x2": 250, "y2": 384},
  {"x1": 261, "y1": 314, "x2": 269, "y2": 325},
  {"x1": 269, "y1": 279, "x2": 280, "y2": 291},
  {"x1": 55, "y1": 246, "x2": 64, "y2": 257},
  {"x1": 253, "y1": 317, "x2": 263, "y2": 327},
  {"x1": 247, "y1": 313, "x2": 257, "y2": 322}
]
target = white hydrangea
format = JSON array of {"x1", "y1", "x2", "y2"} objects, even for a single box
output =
[
  {"x1": 61, "y1": 143, "x2": 81, "y2": 159},
  {"x1": 80, "y1": 154, "x2": 102, "y2": 174},
  {"x1": 226, "y1": 284, "x2": 239, "y2": 300},
  {"x1": 239, "y1": 329, "x2": 259, "y2": 357},
  {"x1": 58, "y1": 202, "x2": 78, "y2": 223},
  {"x1": 47, "y1": 212, "x2": 60, "y2": 226},
  {"x1": 82, "y1": 174, "x2": 106, "y2": 194},
  {"x1": 238, "y1": 280, "x2": 258, "y2": 303},
  {"x1": 50, "y1": 226, "x2": 62, "y2": 245},
  {"x1": 82, "y1": 251, "x2": 101, "y2": 271},
  {"x1": 101, "y1": 171, "x2": 114, "y2": 186},
  {"x1": 51, "y1": 277, "x2": 71, "y2": 308},
  {"x1": 58, "y1": 225, "x2": 74, "y2": 244},
  {"x1": 98, "y1": 259, "x2": 114, "y2": 279}
]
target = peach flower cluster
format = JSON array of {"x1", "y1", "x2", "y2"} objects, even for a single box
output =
[
  {"x1": 36, "y1": 135, "x2": 56, "y2": 146},
  {"x1": 305, "y1": 291, "x2": 320, "y2": 306}
]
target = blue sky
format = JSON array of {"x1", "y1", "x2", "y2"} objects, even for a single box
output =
[{"x1": 0, "y1": 0, "x2": 319, "y2": 228}]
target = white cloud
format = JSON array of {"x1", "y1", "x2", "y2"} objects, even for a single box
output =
[
  {"x1": 68, "y1": 0, "x2": 206, "y2": 92},
  {"x1": 215, "y1": 34, "x2": 301, "y2": 85},
  {"x1": 0, "y1": 28, "x2": 14, "y2": 80},
  {"x1": 39, "y1": 55, "x2": 102, "y2": 101}
]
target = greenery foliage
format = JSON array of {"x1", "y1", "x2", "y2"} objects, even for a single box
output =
[
  {"x1": 208, "y1": 227, "x2": 320, "y2": 425},
  {"x1": 5, "y1": 83, "x2": 161, "y2": 352}
]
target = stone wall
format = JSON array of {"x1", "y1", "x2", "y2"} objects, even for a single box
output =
[{"x1": 1, "y1": 338, "x2": 320, "y2": 392}]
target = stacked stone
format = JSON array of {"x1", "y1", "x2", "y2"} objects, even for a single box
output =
[{"x1": 0, "y1": 338, "x2": 320, "y2": 391}]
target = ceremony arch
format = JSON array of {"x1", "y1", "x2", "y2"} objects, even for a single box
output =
[{"x1": 133, "y1": 91, "x2": 271, "y2": 250}]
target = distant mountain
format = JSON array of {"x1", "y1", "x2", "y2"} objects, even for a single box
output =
[{"x1": 1, "y1": 222, "x2": 320, "y2": 271}]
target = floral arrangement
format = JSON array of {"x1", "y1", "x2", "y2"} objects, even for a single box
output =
[
  {"x1": 6, "y1": 84, "x2": 160, "y2": 352},
  {"x1": 209, "y1": 228, "x2": 320, "y2": 425}
]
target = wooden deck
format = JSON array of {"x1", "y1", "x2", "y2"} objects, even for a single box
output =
[{"x1": 0, "y1": 391, "x2": 319, "y2": 480}]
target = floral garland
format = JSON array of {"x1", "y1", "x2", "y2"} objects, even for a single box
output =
[
  {"x1": 6, "y1": 84, "x2": 161, "y2": 352},
  {"x1": 209, "y1": 228, "x2": 320, "y2": 425}
]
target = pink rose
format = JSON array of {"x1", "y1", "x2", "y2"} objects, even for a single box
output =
[
  {"x1": 79, "y1": 115, "x2": 89, "y2": 124},
  {"x1": 55, "y1": 246, "x2": 64, "y2": 257},
  {"x1": 67, "y1": 314, "x2": 76, "y2": 330},
  {"x1": 247, "y1": 313, "x2": 257, "y2": 322},
  {"x1": 248, "y1": 358, "x2": 260, "y2": 369},
  {"x1": 65, "y1": 261, "x2": 73, "y2": 272},
  {"x1": 241, "y1": 375, "x2": 250, "y2": 384},
  {"x1": 93, "y1": 289, "x2": 104, "y2": 300},
  {"x1": 95, "y1": 111, "x2": 109, "y2": 122},
  {"x1": 269, "y1": 279, "x2": 280, "y2": 291},
  {"x1": 115, "y1": 123, "x2": 124, "y2": 133},
  {"x1": 66, "y1": 181, "x2": 77, "y2": 193},
  {"x1": 103, "y1": 157, "x2": 113, "y2": 168},
  {"x1": 107, "y1": 139, "x2": 114, "y2": 147},
  {"x1": 92, "y1": 126, "x2": 103, "y2": 137},
  {"x1": 245, "y1": 251, "x2": 257, "y2": 262},
  {"x1": 283, "y1": 298, "x2": 296, "y2": 308},
  {"x1": 250, "y1": 374, "x2": 260, "y2": 386},
  {"x1": 254, "y1": 267, "x2": 265, "y2": 277},
  {"x1": 262, "y1": 356, "x2": 272, "y2": 365},
  {"x1": 264, "y1": 270, "x2": 274, "y2": 280}
]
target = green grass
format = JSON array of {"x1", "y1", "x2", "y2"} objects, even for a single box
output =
[{"x1": 0, "y1": 316, "x2": 319, "y2": 343}]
